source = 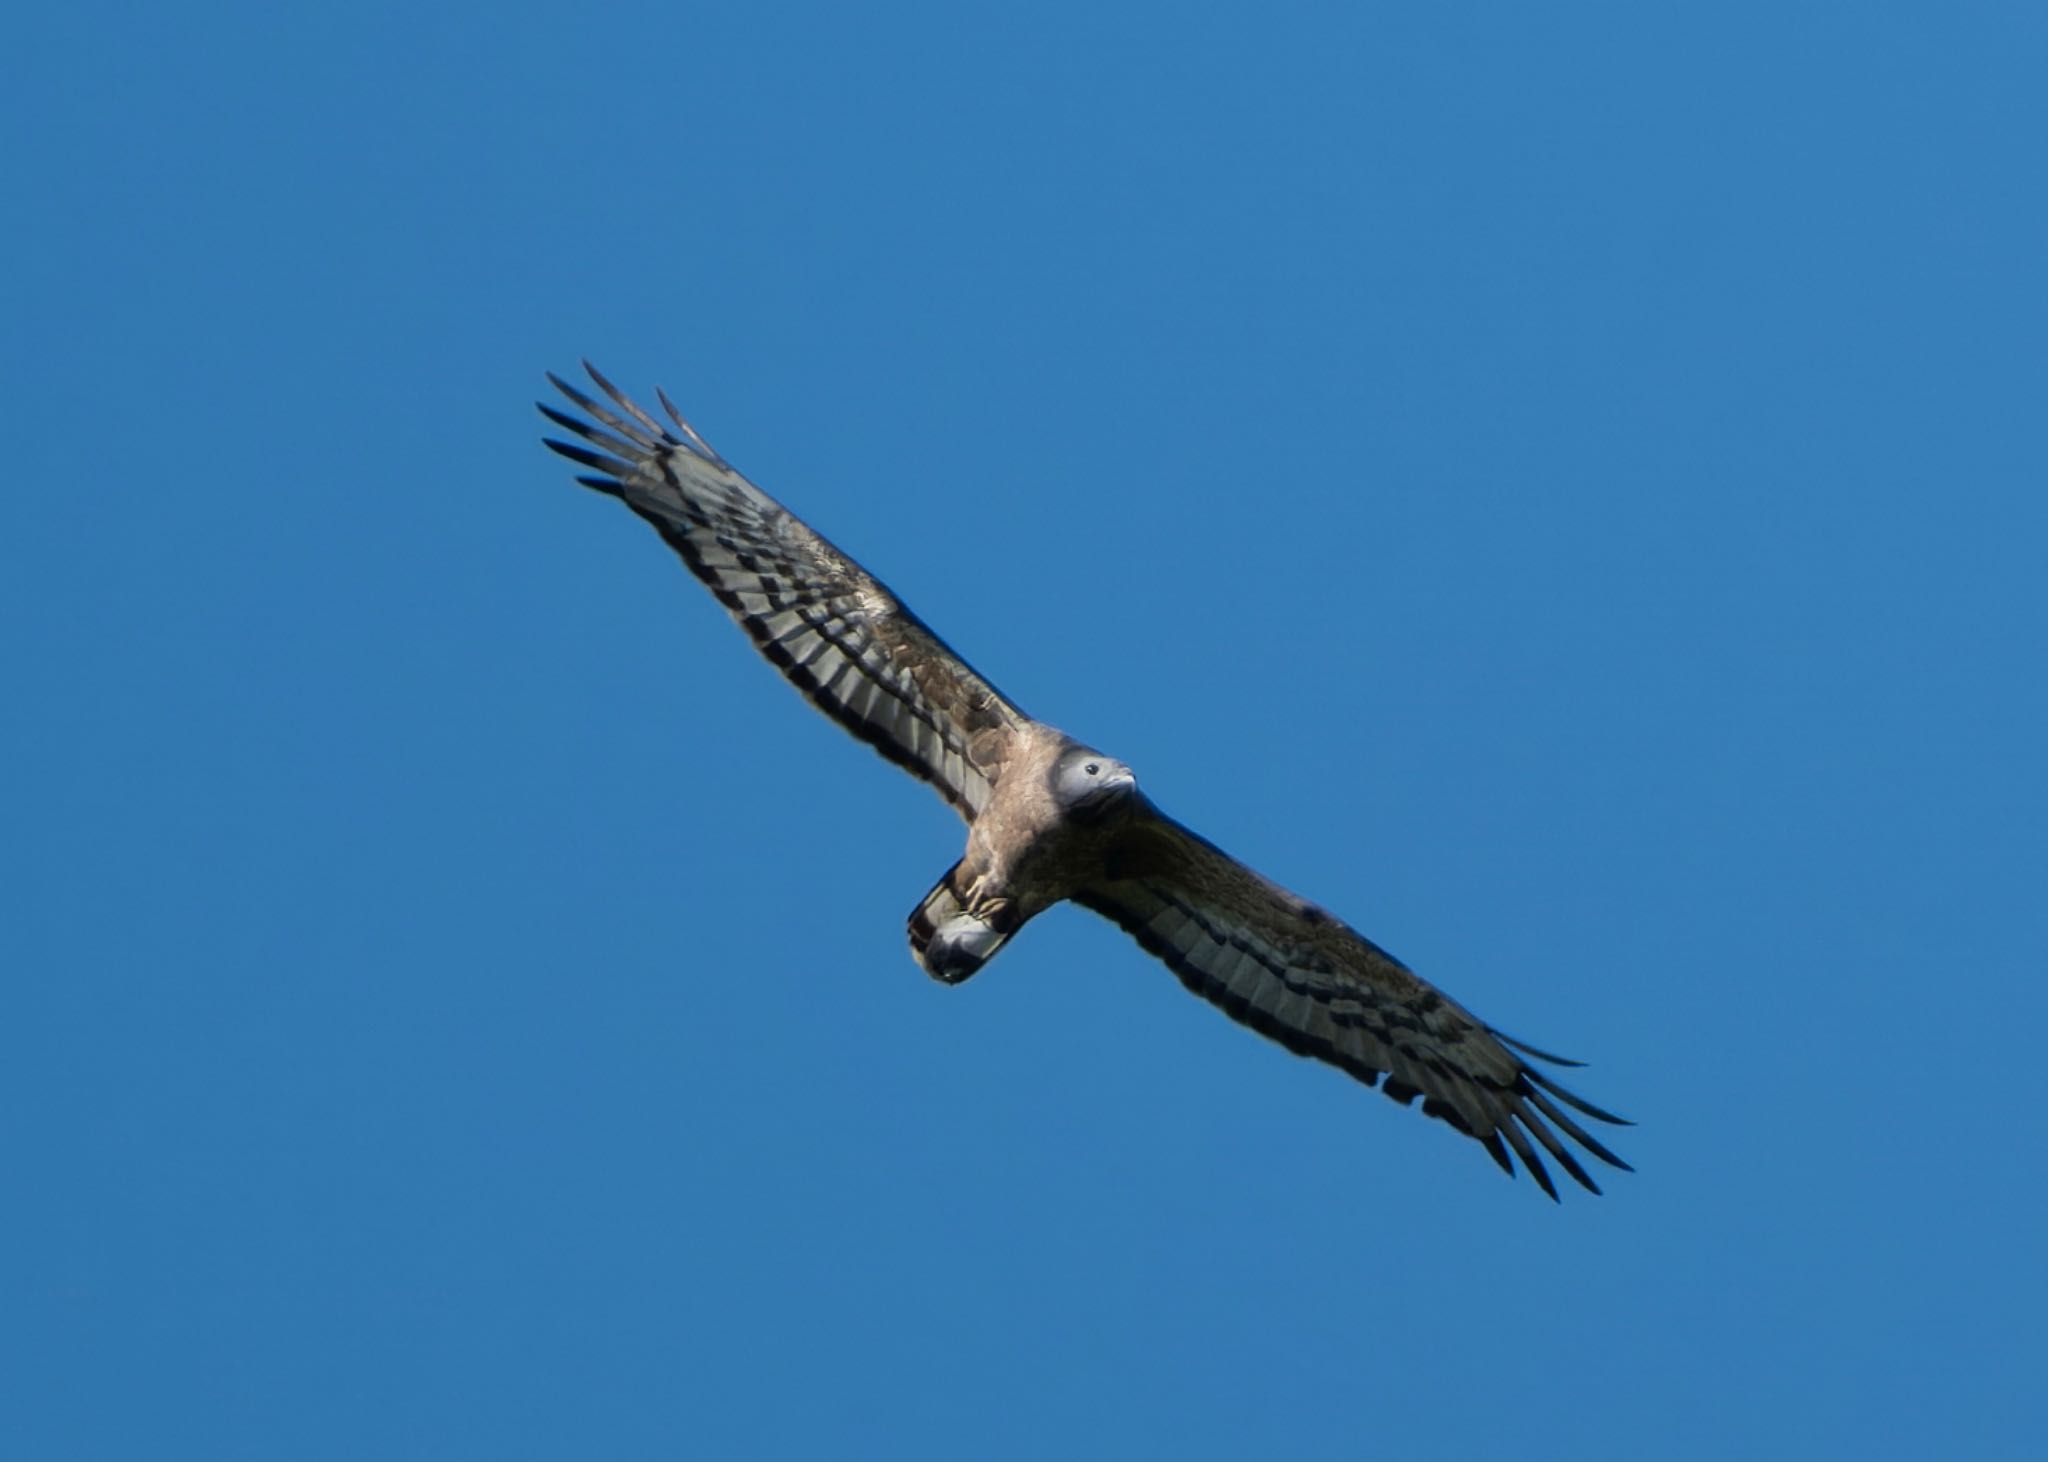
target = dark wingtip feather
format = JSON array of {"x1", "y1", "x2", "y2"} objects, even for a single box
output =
[
  {"x1": 539, "y1": 402, "x2": 653, "y2": 466},
  {"x1": 1553, "y1": 1116, "x2": 1633, "y2": 1173},
  {"x1": 656, "y1": 385, "x2": 684, "y2": 423},
  {"x1": 581, "y1": 360, "x2": 670, "y2": 441},
  {"x1": 542, "y1": 438, "x2": 634, "y2": 478},
  {"x1": 546, "y1": 371, "x2": 600, "y2": 415},
  {"x1": 1497, "y1": 1119, "x2": 1561, "y2": 1201},
  {"x1": 1522, "y1": 1112, "x2": 1600, "y2": 1194},
  {"x1": 654, "y1": 384, "x2": 726, "y2": 465},
  {"x1": 1522, "y1": 1063, "x2": 1633, "y2": 1127},
  {"x1": 1520, "y1": 1086, "x2": 1633, "y2": 1175},
  {"x1": 537, "y1": 402, "x2": 593, "y2": 435},
  {"x1": 1492, "y1": 1029, "x2": 1587, "y2": 1067},
  {"x1": 546, "y1": 368, "x2": 668, "y2": 455},
  {"x1": 1548, "y1": 1138, "x2": 1597, "y2": 1195}
]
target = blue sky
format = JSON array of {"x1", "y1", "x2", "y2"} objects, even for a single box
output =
[{"x1": 6, "y1": 3, "x2": 2045, "y2": 1457}]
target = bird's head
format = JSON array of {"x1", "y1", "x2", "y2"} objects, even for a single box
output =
[{"x1": 1051, "y1": 744, "x2": 1138, "y2": 822}]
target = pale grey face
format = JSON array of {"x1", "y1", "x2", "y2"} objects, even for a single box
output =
[{"x1": 1051, "y1": 745, "x2": 1137, "y2": 821}]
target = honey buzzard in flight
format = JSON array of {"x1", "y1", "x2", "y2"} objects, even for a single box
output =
[{"x1": 541, "y1": 364, "x2": 1630, "y2": 1199}]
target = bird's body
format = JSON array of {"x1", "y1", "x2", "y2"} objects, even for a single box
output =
[
  {"x1": 542, "y1": 364, "x2": 1631, "y2": 1199},
  {"x1": 910, "y1": 728, "x2": 1136, "y2": 984}
]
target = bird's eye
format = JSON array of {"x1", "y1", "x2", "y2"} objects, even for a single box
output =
[{"x1": 1085, "y1": 762, "x2": 1100, "y2": 775}]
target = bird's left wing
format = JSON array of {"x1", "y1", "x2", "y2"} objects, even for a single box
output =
[
  {"x1": 541, "y1": 364, "x2": 1030, "y2": 820},
  {"x1": 1075, "y1": 806, "x2": 1631, "y2": 1198}
]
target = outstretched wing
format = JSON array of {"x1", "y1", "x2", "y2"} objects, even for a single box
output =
[
  {"x1": 1076, "y1": 806, "x2": 1631, "y2": 1199},
  {"x1": 541, "y1": 364, "x2": 1030, "y2": 820}
]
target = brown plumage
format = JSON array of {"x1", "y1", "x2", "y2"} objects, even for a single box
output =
[{"x1": 541, "y1": 363, "x2": 1631, "y2": 1200}]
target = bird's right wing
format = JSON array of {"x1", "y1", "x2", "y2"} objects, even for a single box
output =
[{"x1": 541, "y1": 364, "x2": 1030, "y2": 820}]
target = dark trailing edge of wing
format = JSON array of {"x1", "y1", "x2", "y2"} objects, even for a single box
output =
[{"x1": 1073, "y1": 888, "x2": 1632, "y2": 1200}]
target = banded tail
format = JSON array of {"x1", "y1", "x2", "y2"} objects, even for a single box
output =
[{"x1": 908, "y1": 864, "x2": 1023, "y2": 984}]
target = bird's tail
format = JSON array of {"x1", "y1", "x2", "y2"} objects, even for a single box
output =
[{"x1": 908, "y1": 863, "x2": 1022, "y2": 985}]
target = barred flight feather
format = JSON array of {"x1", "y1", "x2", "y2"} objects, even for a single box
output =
[
  {"x1": 1077, "y1": 811, "x2": 1631, "y2": 1199},
  {"x1": 542, "y1": 363, "x2": 1027, "y2": 819}
]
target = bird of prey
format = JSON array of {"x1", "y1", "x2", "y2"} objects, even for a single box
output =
[{"x1": 541, "y1": 363, "x2": 1630, "y2": 1199}]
